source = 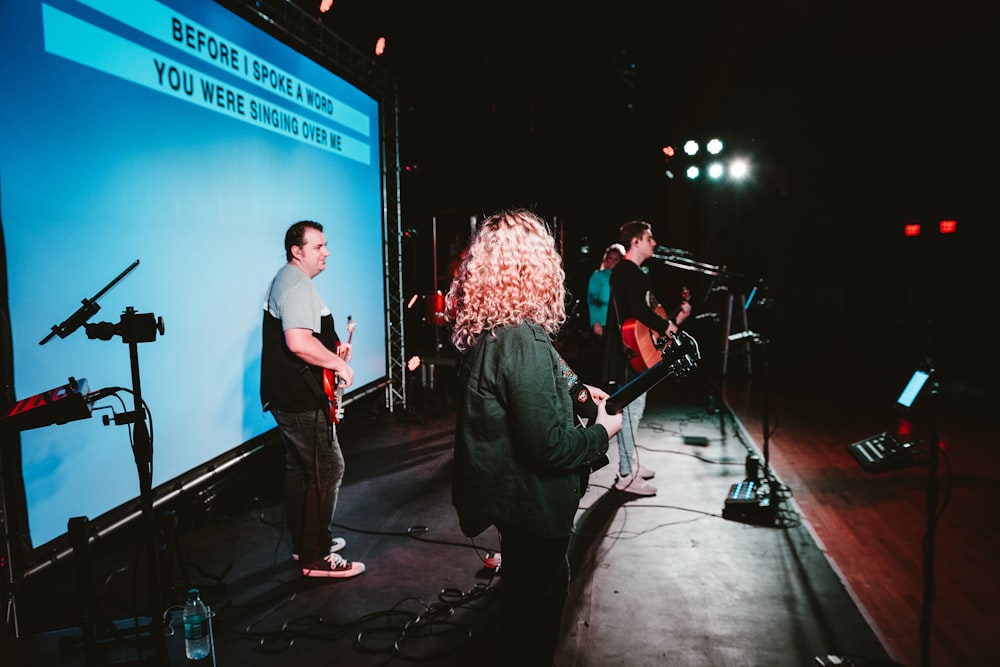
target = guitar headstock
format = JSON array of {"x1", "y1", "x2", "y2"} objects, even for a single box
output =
[{"x1": 662, "y1": 330, "x2": 701, "y2": 379}]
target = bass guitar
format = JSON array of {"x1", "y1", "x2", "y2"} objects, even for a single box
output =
[
  {"x1": 620, "y1": 287, "x2": 691, "y2": 373},
  {"x1": 322, "y1": 316, "x2": 355, "y2": 424}
]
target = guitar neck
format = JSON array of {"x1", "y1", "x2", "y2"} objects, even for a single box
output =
[{"x1": 606, "y1": 362, "x2": 675, "y2": 414}]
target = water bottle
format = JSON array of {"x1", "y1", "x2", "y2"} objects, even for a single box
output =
[{"x1": 183, "y1": 588, "x2": 211, "y2": 660}]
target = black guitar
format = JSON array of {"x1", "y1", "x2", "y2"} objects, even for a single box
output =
[{"x1": 558, "y1": 331, "x2": 701, "y2": 488}]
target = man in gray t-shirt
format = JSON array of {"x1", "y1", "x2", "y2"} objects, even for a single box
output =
[{"x1": 260, "y1": 220, "x2": 365, "y2": 579}]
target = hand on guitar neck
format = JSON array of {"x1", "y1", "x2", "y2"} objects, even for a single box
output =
[{"x1": 660, "y1": 285, "x2": 691, "y2": 328}]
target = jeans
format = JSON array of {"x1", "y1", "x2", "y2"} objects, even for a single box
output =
[
  {"x1": 270, "y1": 407, "x2": 345, "y2": 563},
  {"x1": 615, "y1": 391, "x2": 646, "y2": 476}
]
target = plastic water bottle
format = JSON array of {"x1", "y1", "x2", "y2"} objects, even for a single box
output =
[{"x1": 183, "y1": 588, "x2": 211, "y2": 660}]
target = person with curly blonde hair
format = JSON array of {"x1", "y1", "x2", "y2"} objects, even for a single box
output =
[{"x1": 446, "y1": 208, "x2": 622, "y2": 666}]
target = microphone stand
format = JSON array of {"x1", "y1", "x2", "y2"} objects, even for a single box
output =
[
  {"x1": 918, "y1": 378, "x2": 941, "y2": 667},
  {"x1": 39, "y1": 260, "x2": 139, "y2": 345},
  {"x1": 651, "y1": 252, "x2": 769, "y2": 457},
  {"x1": 81, "y1": 307, "x2": 167, "y2": 666}
]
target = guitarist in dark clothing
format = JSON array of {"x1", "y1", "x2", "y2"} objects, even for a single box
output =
[{"x1": 601, "y1": 220, "x2": 691, "y2": 495}]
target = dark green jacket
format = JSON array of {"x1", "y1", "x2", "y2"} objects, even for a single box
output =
[{"x1": 453, "y1": 322, "x2": 610, "y2": 539}]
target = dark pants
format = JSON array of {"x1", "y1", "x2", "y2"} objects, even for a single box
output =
[
  {"x1": 270, "y1": 407, "x2": 344, "y2": 563},
  {"x1": 494, "y1": 522, "x2": 571, "y2": 667}
]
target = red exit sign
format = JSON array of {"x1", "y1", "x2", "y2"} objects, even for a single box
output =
[{"x1": 904, "y1": 220, "x2": 958, "y2": 236}]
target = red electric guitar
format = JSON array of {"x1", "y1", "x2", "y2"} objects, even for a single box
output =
[{"x1": 323, "y1": 316, "x2": 355, "y2": 424}]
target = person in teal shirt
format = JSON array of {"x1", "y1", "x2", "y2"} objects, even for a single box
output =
[
  {"x1": 586, "y1": 243, "x2": 625, "y2": 336},
  {"x1": 446, "y1": 209, "x2": 622, "y2": 666}
]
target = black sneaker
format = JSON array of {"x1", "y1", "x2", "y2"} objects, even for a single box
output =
[{"x1": 302, "y1": 552, "x2": 365, "y2": 578}]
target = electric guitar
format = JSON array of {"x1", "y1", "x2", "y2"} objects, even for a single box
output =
[
  {"x1": 620, "y1": 288, "x2": 691, "y2": 373},
  {"x1": 605, "y1": 331, "x2": 701, "y2": 414},
  {"x1": 323, "y1": 316, "x2": 355, "y2": 424},
  {"x1": 562, "y1": 333, "x2": 700, "y2": 489}
]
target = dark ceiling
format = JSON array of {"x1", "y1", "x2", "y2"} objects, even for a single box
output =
[
  {"x1": 287, "y1": 0, "x2": 996, "y2": 383},
  {"x1": 309, "y1": 0, "x2": 995, "y2": 232}
]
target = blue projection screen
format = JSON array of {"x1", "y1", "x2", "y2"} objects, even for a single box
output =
[{"x1": 1, "y1": 0, "x2": 388, "y2": 548}]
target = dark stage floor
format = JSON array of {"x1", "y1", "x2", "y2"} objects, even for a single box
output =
[{"x1": 3, "y1": 338, "x2": 996, "y2": 667}]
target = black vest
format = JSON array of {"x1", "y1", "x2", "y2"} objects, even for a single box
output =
[{"x1": 260, "y1": 310, "x2": 340, "y2": 412}]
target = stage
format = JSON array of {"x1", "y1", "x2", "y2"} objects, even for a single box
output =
[{"x1": 5, "y1": 340, "x2": 996, "y2": 667}]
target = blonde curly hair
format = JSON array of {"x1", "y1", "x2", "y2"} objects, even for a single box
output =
[{"x1": 446, "y1": 209, "x2": 566, "y2": 352}]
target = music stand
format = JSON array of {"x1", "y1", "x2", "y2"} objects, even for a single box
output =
[{"x1": 845, "y1": 362, "x2": 940, "y2": 667}]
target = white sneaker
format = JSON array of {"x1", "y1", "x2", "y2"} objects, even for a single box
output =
[
  {"x1": 302, "y1": 552, "x2": 365, "y2": 579},
  {"x1": 292, "y1": 537, "x2": 346, "y2": 561}
]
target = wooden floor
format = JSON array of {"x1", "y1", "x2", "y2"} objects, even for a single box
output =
[
  {"x1": 3, "y1": 332, "x2": 996, "y2": 667},
  {"x1": 720, "y1": 349, "x2": 999, "y2": 667}
]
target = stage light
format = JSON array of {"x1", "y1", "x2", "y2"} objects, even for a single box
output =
[
  {"x1": 939, "y1": 219, "x2": 957, "y2": 234},
  {"x1": 686, "y1": 165, "x2": 700, "y2": 179},
  {"x1": 729, "y1": 158, "x2": 749, "y2": 179},
  {"x1": 319, "y1": 0, "x2": 333, "y2": 13},
  {"x1": 662, "y1": 145, "x2": 675, "y2": 157},
  {"x1": 904, "y1": 223, "x2": 921, "y2": 237},
  {"x1": 707, "y1": 162, "x2": 725, "y2": 179},
  {"x1": 707, "y1": 138, "x2": 723, "y2": 154},
  {"x1": 374, "y1": 36, "x2": 386, "y2": 56},
  {"x1": 683, "y1": 140, "x2": 699, "y2": 156}
]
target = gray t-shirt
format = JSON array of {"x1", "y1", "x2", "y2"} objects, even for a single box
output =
[{"x1": 266, "y1": 262, "x2": 331, "y2": 333}]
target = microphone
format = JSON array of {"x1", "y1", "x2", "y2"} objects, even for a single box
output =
[{"x1": 654, "y1": 245, "x2": 692, "y2": 257}]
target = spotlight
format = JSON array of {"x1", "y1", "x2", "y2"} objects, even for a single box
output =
[
  {"x1": 683, "y1": 140, "x2": 699, "y2": 156},
  {"x1": 729, "y1": 158, "x2": 749, "y2": 179},
  {"x1": 706, "y1": 138, "x2": 724, "y2": 154}
]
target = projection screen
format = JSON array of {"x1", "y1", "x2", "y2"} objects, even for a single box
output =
[{"x1": 0, "y1": 0, "x2": 390, "y2": 551}]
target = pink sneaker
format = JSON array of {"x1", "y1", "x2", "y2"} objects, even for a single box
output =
[{"x1": 614, "y1": 473, "x2": 657, "y2": 496}]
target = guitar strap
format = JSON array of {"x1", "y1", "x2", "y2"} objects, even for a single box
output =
[{"x1": 608, "y1": 287, "x2": 637, "y2": 363}]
